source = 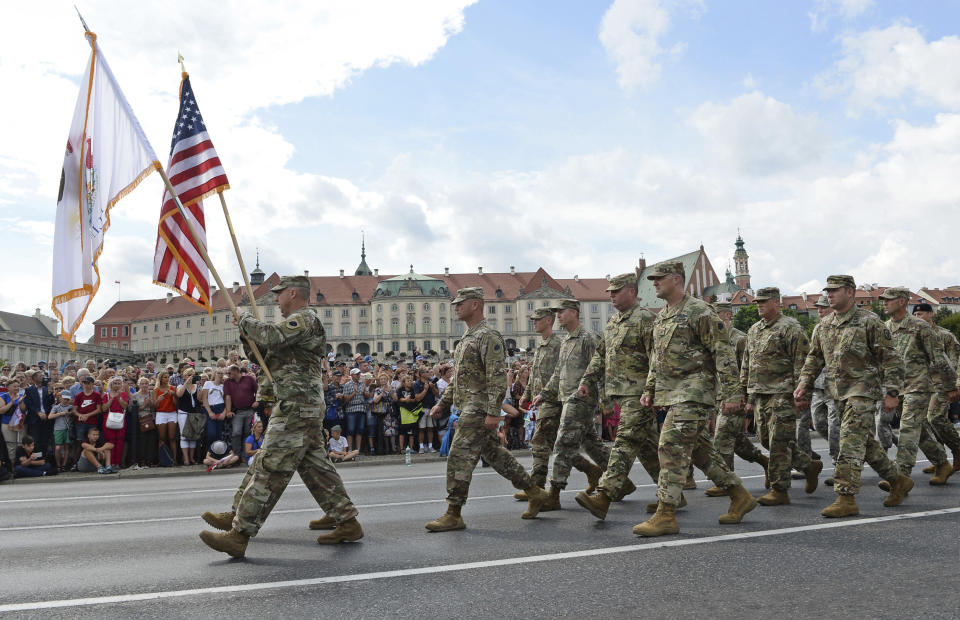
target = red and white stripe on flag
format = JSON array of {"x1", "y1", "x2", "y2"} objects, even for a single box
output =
[{"x1": 152, "y1": 74, "x2": 228, "y2": 311}]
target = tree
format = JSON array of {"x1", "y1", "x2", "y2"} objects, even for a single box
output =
[
  {"x1": 934, "y1": 306, "x2": 953, "y2": 325},
  {"x1": 868, "y1": 300, "x2": 887, "y2": 321},
  {"x1": 733, "y1": 305, "x2": 760, "y2": 332},
  {"x1": 783, "y1": 308, "x2": 817, "y2": 336},
  {"x1": 939, "y1": 312, "x2": 960, "y2": 340}
]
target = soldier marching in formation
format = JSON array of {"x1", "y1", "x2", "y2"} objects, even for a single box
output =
[{"x1": 197, "y1": 268, "x2": 960, "y2": 554}]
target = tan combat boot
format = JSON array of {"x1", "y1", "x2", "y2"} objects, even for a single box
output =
[
  {"x1": 704, "y1": 486, "x2": 728, "y2": 497},
  {"x1": 646, "y1": 493, "x2": 686, "y2": 513},
  {"x1": 882, "y1": 475, "x2": 914, "y2": 507},
  {"x1": 610, "y1": 478, "x2": 637, "y2": 502},
  {"x1": 575, "y1": 490, "x2": 611, "y2": 520},
  {"x1": 308, "y1": 514, "x2": 336, "y2": 530},
  {"x1": 929, "y1": 461, "x2": 955, "y2": 485},
  {"x1": 583, "y1": 462, "x2": 603, "y2": 495},
  {"x1": 426, "y1": 505, "x2": 466, "y2": 532},
  {"x1": 877, "y1": 479, "x2": 891, "y2": 492},
  {"x1": 921, "y1": 464, "x2": 936, "y2": 474},
  {"x1": 317, "y1": 517, "x2": 364, "y2": 544},
  {"x1": 718, "y1": 485, "x2": 757, "y2": 524},
  {"x1": 201, "y1": 510, "x2": 236, "y2": 532},
  {"x1": 632, "y1": 502, "x2": 679, "y2": 537},
  {"x1": 199, "y1": 528, "x2": 249, "y2": 558},
  {"x1": 804, "y1": 459, "x2": 823, "y2": 494},
  {"x1": 513, "y1": 490, "x2": 528, "y2": 501},
  {"x1": 757, "y1": 488, "x2": 790, "y2": 506},
  {"x1": 683, "y1": 475, "x2": 698, "y2": 490},
  {"x1": 821, "y1": 494, "x2": 859, "y2": 518},
  {"x1": 522, "y1": 485, "x2": 550, "y2": 519},
  {"x1": 539, "y1": 484, "x2": 562, "y2": 512}
]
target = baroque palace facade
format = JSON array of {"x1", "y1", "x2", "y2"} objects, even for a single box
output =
[{"x1": 93, "y1": 241, "x2": 737, "y2": 364}]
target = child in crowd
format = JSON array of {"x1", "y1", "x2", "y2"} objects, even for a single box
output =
[
  {"x1": 50, "y1": 390, "x2": 74, "y2": 472},
  {"x1": 14, "y1": 435, "x2": 53, "y2": 477},
  {"x1": 327, "y1": 425, "x2": 359, "y2": 462},
  {"x1": 78, "y1": 426, "x2": 116, "y2": 474},
  {"x1": 203, "y1": 440, "x2": 239, "y2": 471}
]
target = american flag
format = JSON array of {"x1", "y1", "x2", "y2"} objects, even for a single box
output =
[{"x1": 152, "y1": 74, "x2": 229, "y2": 310}]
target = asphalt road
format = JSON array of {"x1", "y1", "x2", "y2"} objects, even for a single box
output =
[{"x1": 1, "y1": 437, "x2": 958, "y2": 619}]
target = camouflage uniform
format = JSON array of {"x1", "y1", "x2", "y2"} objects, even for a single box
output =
[
  {"x1": 712, "y1": 322, "x2": 765, "y2": 470},
  {"x1": 521, "y1": 322, "x2": 562, "y2": 489},
  {"x1": 797, "y1": 277, "x2": 903, "y2": 497},
  {"x1": 810, "y1": 364, "x2": 839, "y2": 460},
  {"x1": 644, "y1": 292, "x2": 742, "y2": 506},
  {"x1": 883, "y1": 295, "x2": 956, "y2": 474},
  {"x1": 741, "y1": 304, "x2": 811, "y2": 491},
  {"x1": 540, "y1": 309, "x2": 609, "y2": 489},
  {"x1": 439, "y1": 311, "x2": 534, "y2": 506},
  {"x1": 580, "y1": 298, "x2": 659, "y2": 498},
  {"x1": 232, "y1": 300, "x2": 358, "y2": 537},
  {"x1": 928, "y1": 325, "x2": 960, "y2": 455}
]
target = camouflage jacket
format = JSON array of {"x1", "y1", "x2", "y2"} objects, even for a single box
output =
[
  {"x1": 238, "y1": 307, "x2": 325, "y2": 409},
  {"x1": 541, "y1": 324, "x2": 599, "y2": 406},
  {"x1": 798, "y1": 307, "x2": 903, "y2": 401},
  {"x1": 437, "y1": 319, "x2": 506, "y2": 421},
  {"x1": 521, "y1": 332, "x2": 561, "y2": 403},
  {"x1": 741, "y1": 314, "x2": 810, "y2": 396},
  {"x1": 580, "y1": 302, "x2": 654, "y2": 397},
  {"x1": 886, "y1": 315, "x2": 956, "y2": 394},
  {"x1": 936, "y1": 325, "x2": 960, "y2": 371},
  {"x1": 644, "y1": 294, "x2": 740, "y2": 407},
  {"x1": 729, "y1": 327, "x2": 746, "y2": 368}
]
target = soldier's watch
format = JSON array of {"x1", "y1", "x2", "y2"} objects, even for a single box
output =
[{"x1": 886, "y1": 389, "x2": 899, "y2": 398}]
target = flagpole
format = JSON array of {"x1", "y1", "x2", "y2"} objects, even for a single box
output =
[
  {"x1": 218, "y1": 192, "x2": 262, "y2": 321},
  {"x1": 156, "y1": 168, "x2": 274, "y2": 384}
]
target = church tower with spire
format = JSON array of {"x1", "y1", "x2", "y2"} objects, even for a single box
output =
[
  {"x1": 733, "y1": 232, "x2": 750, "y2": 290},
  {"x1": 354, "y1": 232, "x2": 373, "y2": 276},
  {"x1": 250, "y1": 248, "x2": 265, "y2": 286}
]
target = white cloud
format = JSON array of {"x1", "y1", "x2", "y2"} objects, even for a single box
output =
[
  {"x1": 817, "y1": 24, "x2": 960, "y2": 114},
  {"x1": 809, "y1": 0, "x2": 873, "y2": 32},
  {"x1": 598, "y1": 0, "x2": 702, "y2": 92},
  {"x1": 689, "y1": 91, "x2": 825, "y2": 175}
]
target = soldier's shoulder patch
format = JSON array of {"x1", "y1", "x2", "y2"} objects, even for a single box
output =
[
  {"x1": 280, "y1": 317, "x2": 303, "y2": 335},
  {"x1": 493, "y1": 343, "x2": 501, "y2": 351},
  {"x1": 883, "y1": 328, "x2": 892, "y2": 340},
  {"x1": 718, "y1": 321, "x2": 725, "y2": 330}
]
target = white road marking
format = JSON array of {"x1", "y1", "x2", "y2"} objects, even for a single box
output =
[{"x1": 2, "y1": 505, "x2": 957, "y2": 612}]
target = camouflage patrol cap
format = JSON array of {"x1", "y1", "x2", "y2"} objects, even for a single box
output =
[
  {"x1": 530, "y1": 307, "x2": 555, "y2": 320},
  {"x1": 605, "y1": 272, "x2": 638, "y2": 291},
  {"x1": 879, "y1": 286, "x2": 910, "y2": 300},
  {"x1": 646, "y1": 261, "x2": 684, "y2": 280},
  {"x1": 754, "y1": 287, "x2": 780, "y2": 302},
  {"x1": 451, "y1": 287, "x2": 483, "y2": 304},
  {"x1": 554, "y1": 299, "x2": 580, "y2": 312},
  {"x1": 814, "y1": 294, "x2": 830, "y2": 308},
  {"x1": 823, "y1": 274, "x2": 855, "y2": 290},
  {"x1": 712, "y1": 301, "x2": 733, "y2": 313},
  {"x1": 270, "y1": 275, "x2": 310, "y2": 293}
]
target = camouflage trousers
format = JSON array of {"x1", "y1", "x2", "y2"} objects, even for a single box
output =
[
  {"x1": 712, "y1": 410, "x2": 764, "y2": 471},
  {"x1": 753, "y1": 393, "x2": 812, "y2": 491},
  {"x1": 656, "y1": 402, "x2": 740, "y2": 506},
  {"x1": 446, "y1": 413, "x2": 533, "y2": 507},
  {"x1": 529, "y1": 401, "x2": 561, "y2": 489},
  {"x1": 810, "y1": 389, "x2": 839, "y2": 460},
  {"x1": 232, "y1": 402, "x2": 358, "y2": 537},
  {"x1": 875, "y1": 401, "x2": 896, "y2": 450},
  {"x1": 894, "y1": 393, "x2": 947, "y2": 475},
  {"x1": 597, "y1": 396, "x2": 660, "y2": 498},
  {"x1": 834, "y1": 397, "x2": 898, "y2": 496},
  {"x1": 796, "y1": 407, "x2": 813, "y2": 457},
  {"x1": 927, "y1": 392, "x2": 960, "y2": 454},
  {"x1": 549, "y1": 396, "x2": 609, "y2": 490}
]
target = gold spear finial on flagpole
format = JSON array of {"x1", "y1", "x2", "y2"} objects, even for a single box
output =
[
  {"x1": 178, "y1": 51, "x2": 187, "y2": 75},
  {"x1": 74, "y1": 5, "x2": 91, "y2": 31}
]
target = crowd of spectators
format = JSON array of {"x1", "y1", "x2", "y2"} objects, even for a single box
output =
[{"x1": 0, "y1": 348, "x2": 558, "y2": 482}]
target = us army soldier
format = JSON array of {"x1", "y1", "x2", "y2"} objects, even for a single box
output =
[
  {"x1": 741, "y1": 287, "x2": 821, "y2": 506},
  {"x1": 880, "y1": 287, "x2": 956, "y2": 485},
  {"x1": 514, "y1": 307, "x2": 562, "y2": 501},
  {"x1": 425, "y1": 288, "x2": 548, "y2": 532},
  {"x1": 795, "y1": 275, "x2": 912, "y2": 517},
  {"x1": 200, "y1": 276, "x2": 362, "y2": 558},
  {"x1": 705, "y1": 301, "x2": 769, "y2": 497},
  {"x1": 809, "y1": 295, "x2": 839, "y2": 478},
  {"x1": 575, "y1": 273, "x2": 657, "y2": 520},
  {"x1": 913, "y1": 303, "x2": 960, "y2": 473},
  {"x1": 532, "y1": 299, "x2": 608, "y2": 511},
  {"x1": 635, "y1": 261, "x2": 757, "y2": 537}
]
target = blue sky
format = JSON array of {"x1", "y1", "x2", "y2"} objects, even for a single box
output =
[{"x1": 3, "y1": 0, "x2": 960, "y2": 340}]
